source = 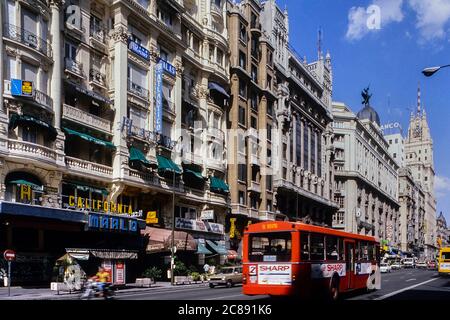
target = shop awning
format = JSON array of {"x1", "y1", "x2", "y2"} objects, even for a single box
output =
[
  {"x1": 206, "y1": 240, "x2": 228, "y2": 255},
  {"x1": 141, "y1": 227, "x2": 197, "y2": 253},
  {"x1": 197, "y1": 239, "x2": 212, "y2": 255},
  {"x1": 64, "y1": 79, "x2": 112, "y2": 105},
  {"x1": 157, "y1": 155, "x2": 182, "y2": 175},
  {"x1": 210, "y1": 177, "x2": 229, "y2": 193},
  {"x1": 129, "y1": 147, "x2": 151, "y2": 167},
  {"x1": 9, "y1": 179, "x2": 43, "y2": 191},
  {"x1": 9, "y1": 114, "x2": 57, "y2": 140},
  {"x1": 63, "y1": 127, "x2": 116, "y2": 150},
  {"x1": 65, "y1": 182, "x2": 108, "y2": 196},
  {"x1": 184, "y1": 169, "x2": 205, "y2": 181},
  {"x1": 208, "y1": 82, "x2": 230, "y2": 99}
]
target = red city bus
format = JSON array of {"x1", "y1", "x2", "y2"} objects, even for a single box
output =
[{"x1": 242, "y1": 221, "x2": 380, "y2": 300}]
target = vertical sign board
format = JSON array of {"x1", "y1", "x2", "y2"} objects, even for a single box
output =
[
  {"x1": 114, "y1": 261, "x2": 125, "y2": 285},
  {"x1": 155, "y1": 63, "x2": 164, "y2": 134}
]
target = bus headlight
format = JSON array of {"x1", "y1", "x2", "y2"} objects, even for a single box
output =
[{"x1": 222, "y1": 276, "x2": 226, "y2": 281}]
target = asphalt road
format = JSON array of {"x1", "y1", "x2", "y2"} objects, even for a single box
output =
[{"x1": 66, "y1": 268, "x2": 449, "y2": 300}]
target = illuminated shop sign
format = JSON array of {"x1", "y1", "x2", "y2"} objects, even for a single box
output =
[
  {"x1": 88, "y1": 213, "x2": 139, "y2": 233},
  {"x1": 158, "y1": 58, "x2": 176, "y2": 77},
  {"x1": 68, "y1": 195, "x2": 142, "y2": 217},
  {"x1": 175, "y1": 217, "x2": 224, "y2": 234}
]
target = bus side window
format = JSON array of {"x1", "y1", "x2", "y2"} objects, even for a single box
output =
[
  {"x1": 300, "y1": 232, "x2": 310, "y2": 261},
  {"x1": 338, "y1": 238, "x2": 345, "y2": 261},
  {"x1": 361, "y1": 241, "x2": 369, "y2": 260},
  {"x1": 355, "y1": 241, "x2": 360, "y2": 261},
  {"x1": 310, "y1": 234, "x2": 325, "y2": 261},
  {"x1": 325, "y1": 236, "x2": 338, "y2": 261},
  {"x1": 367, "y1": 243, "x2": 374, "y2": 261}
]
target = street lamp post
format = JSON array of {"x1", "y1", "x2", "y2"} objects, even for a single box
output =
[
  {"x1": 170, "y1": 170, "x2": 176, "y2": 286},
  {"x1": 422, "y1": 64, "x2": 450, "y2": 77}
]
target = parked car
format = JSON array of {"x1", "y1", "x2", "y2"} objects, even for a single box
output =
[
  {"x1": 390, "y1": 262, "x2": 402, "y2": 270},
  {"x1": 416, "y1": 261, "x2": 427, "y2": 269},
  {"x1": 209, "y1": 266, "x2": 243, "y2": 288},
  {"x1": 402, "y1": 258, "x2": 415, "y2": 268},
  {"x1": 427, "y1": 260, "x2": 437, "y2": 270},
  {"x1": 380, "y1": 263, "x2": 391, "y2": 273}
]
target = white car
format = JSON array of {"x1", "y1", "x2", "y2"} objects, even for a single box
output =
[
  {"x1": 390, "y1": 263, "x2": 402, "y2": 270},
  {"x1": 380, "y1": 263, "x2": 391, "y2": 273},
  {"x1": 416, "y1": 261, "x2": 427, "y2": 269},
  {"x1": 402, "y1": 258, "x2": 415, "y2": 268}
]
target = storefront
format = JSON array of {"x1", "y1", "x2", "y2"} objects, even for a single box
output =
[{"x1": 0, "y1": 200, "x2": 145, "y2": 285}]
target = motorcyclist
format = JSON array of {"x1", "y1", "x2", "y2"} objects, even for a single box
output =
[{"x1": 91, "y1": 267, "x2": 111, "y2": 297}]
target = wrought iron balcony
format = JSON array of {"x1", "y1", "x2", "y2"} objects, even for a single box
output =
[
  {"x1": 3, "y1": 23, "x2": 52, "y2": 59},
  {"x1": 89, "y1": 24, "x2": 106, "y2": 44},
  {"x1": 34, "y1": 89, "x2": 53, "y2": 110},
  {"x1": 89, "y1": 69, "x2": 107, "y2": 87},
  {"x1": 65, "y1": 58, "x2": 84, "y2": 77},
  {"x1": 127, "y1": 79, "x2": 150, "y2": 100}
]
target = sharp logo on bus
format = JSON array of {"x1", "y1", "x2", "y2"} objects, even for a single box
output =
[
  {"x1": 326, "y1": 264, "x2": 344, "y2": 272},
  {"x1": 260, "y1": 265, "x2": 290, "y2": 272}
]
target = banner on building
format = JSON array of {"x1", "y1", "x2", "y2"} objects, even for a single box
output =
[{"x1": 155, "y1": 63, "x2": 164, "y2": 134}]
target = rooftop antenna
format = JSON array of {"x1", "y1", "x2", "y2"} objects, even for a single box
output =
[{"x1": 417, "y1": 82, "x2": 421, "y2": 114}]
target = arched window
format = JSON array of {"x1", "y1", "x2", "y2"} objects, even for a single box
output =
[{"x1": 5, "y1": 172, "x2": 43, "y2": 205}]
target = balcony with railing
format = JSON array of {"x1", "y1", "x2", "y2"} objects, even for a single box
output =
[
  {"x1": 232, "y1": 203, "x2": 248, "y2": 216},
  {"x1": 127, "y1": 79, "x2": 150, "y2": 101},
  {"x1": 248, "y1": 208, "x2": 259, "y2": 219},
  {"x1": 63, "y1": 104, "x2": 111, "y2": 134},
  {"x1": 64, "y1": 58, "x2": 84, "y2": 78},
  {"x1": 8, "y1": 139, "x2": 56, "y2": 163},
  {"x1": 248, "y1": 181, "x2": 261, "y2": 193},
  {"x1": 210, "y1": 1, "x2": 223, "y2": 21},
  {"x1": 259, "y1": 211, "x2": 275, "y2": 221},
  {"x1": 66, "y1": 156, "x2": 113, "y2": 177},
  {"x1": 3, "y1": 23, "x2": 53, "y2": 59},
  {"x1": 89, "y1": 24, "x2": 106, "y2": 46},
  {"x1": 3, "y1": 80, "x2": 53, "y2": 111},
  {"x1": 89, "y1": 69, "x2": 107, "y2": 89}
]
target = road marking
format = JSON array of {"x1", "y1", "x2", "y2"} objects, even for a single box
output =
[
  {"x1": 374, "y1": 278, "x2": 438, "y2": 300},
  {"x1": 405, "y1": 278, "x2": 416, "y2": 282}
]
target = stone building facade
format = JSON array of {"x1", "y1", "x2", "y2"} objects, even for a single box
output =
[{"x1": 332, "y1": 101, "x2": 400, "y2": 242}]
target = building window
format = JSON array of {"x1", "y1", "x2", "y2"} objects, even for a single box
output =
[
  {"x1": 251, "y1": 116, "x2": 257, "y2": 129},
  {"x1": 251, "y1": 65, "x2": 257, "y2": 82},
  {"x1": 317, "y1": 134, "x2": 322, "y2": 177},
  {"x1": 267, "y1": 149, "x2": 272, "y2": 166},
  {"x1": 239, "y1": 79, "x2": 247, "y2": 97},
  {"x1": 238, "y1": 107, "x2": 246, "y2": 126},
  {"x1": 282, "y1": 143, "x2": 287, "y2": 160},
  {"x1": 239, "y1": 51, "x2": 246, "y2": 69},
  {"x1": 266, "y1": 175, "x2": 273, "y2": 190},
  {"x1": 393, "y1": 153, "x2": 397, "y2": 158},
  {"x1": 267, "y1": 124, "x2": 272, "y2": 141},
  {"x1": 22, "y1": 125, "x2": 37, "y2": 144},
  {"x1": 304, "y1": 124, "x2": 309, "y2": 170},
  {"x1": 238, "y1": 164, "x2": 247, "y2": 181},
  {"x1": 251, "y1": 92, "x2": 258, "y2": 111},
  {"x1": 311, "y1": 131, "x2": 316, "y2": 174},
  {"x1": 240, "y1": 22, "x2": 247, "y2": 42},
  {"x1": 239, "y1": 191, "x2": 246, "y2": 205}
]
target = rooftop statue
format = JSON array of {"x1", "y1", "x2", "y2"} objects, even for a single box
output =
[{"x1": 361, "y1": 86, "x2": 372, "y2": 107}]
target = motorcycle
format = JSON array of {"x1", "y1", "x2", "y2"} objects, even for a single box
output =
[{"x1": 80, "y1": 279, "x2": 115, "y2": 300}]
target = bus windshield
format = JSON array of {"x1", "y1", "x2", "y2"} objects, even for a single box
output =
[{"x1": 248, "y1": 232, "x2": 292, "y2": 262}]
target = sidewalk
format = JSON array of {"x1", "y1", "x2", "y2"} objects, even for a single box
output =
[{"x1": 0, "y1": 281, "x2": 209, "y2": 300}]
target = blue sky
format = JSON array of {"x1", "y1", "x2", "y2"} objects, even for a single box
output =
[{"x1": 277, "y1": 0, "x2": 450, "y2": 222}]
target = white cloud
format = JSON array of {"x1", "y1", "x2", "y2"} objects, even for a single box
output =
[
  {"x1": 408, "y1": 0, "x2": 450, "y2": 42},
  {"x1": 435, "y1": 175, "x2": 450, "y2": 198},
  {"x1": 346, "y1": 0, "x2": 404, "y2": 41}
]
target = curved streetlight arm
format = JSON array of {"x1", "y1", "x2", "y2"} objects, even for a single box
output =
[{"x1": 423, "y1": 64, "x2": 450, "y2": 77}]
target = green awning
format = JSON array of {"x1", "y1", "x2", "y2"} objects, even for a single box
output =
[
  {"x1": 197, "y1": 240, "x2": 212, "y2": 255},
  {"x1": 184, "y1": 169, "x2": 205, "y2": 180},
  {"x1": 63, "y1": 127, "x2": 116, "y2": 150},
  {"x1": 206, "y1": 240, "x2": 228, "y2": 255},
  {"x1": 129, "y1": 147, "x2": 151, "y2": 166},
  {"x1": 156, "y1": 155, "x2": 182, "y2": 175},
  {"x1": 9, "y1": 179, "x2": 43, "y2": 191},
  {"x1": 9, "y1": 114, "x2": 57, "y2": 140},
  {"x1": 67, "y1": 182, "x2": 108, "y2": 196},
  {"x1": 210, "y1": 177, "x2": 229, "y2": 193}
]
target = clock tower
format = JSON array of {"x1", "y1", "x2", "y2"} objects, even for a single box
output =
[{"x1": 405, "y1": 84, "x2": 437, "y2": 259}]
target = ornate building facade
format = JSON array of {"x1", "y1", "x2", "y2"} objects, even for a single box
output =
[
  {"x1": 0, "y1": 0, "x2": 231, "y2": 284},
  {"x1": 404, "y1": 86, "x2": 437, "y2": 259},
  {"x1": 332, "y1": 100, "x2": 400, "y2": 242}
]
